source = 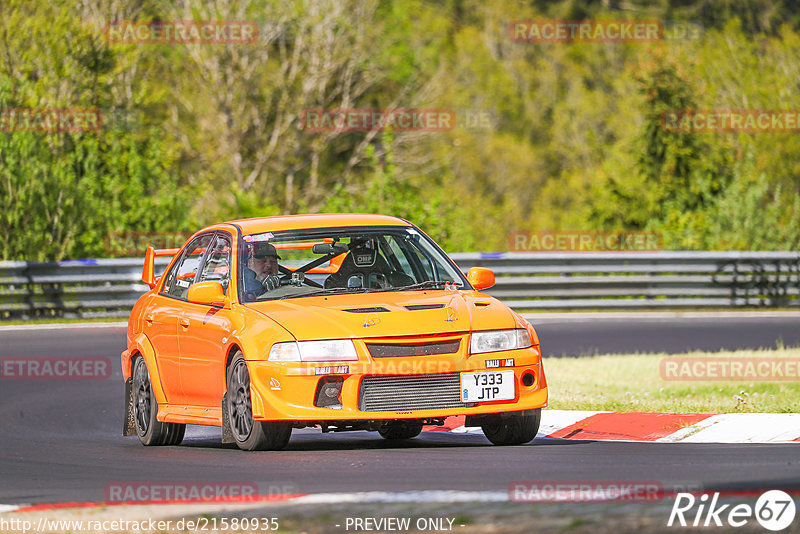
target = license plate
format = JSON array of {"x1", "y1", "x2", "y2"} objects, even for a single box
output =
[{"x1": 460, "y1": 370, "x2": 515, "y2": 402}]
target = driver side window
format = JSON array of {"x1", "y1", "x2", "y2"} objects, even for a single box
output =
[{"x1": 161, "y1": 234, "x2": 213, "y2": 299}]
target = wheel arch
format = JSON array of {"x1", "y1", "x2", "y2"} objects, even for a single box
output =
[
  {"x1": 128, "y1": 333, "x2": 168, "y2": 406},
  {"x1": 221, "y1": 343, "x2": 243, "y2": 445},
  {"x1": 225, "y1": 343, "x2": 242, "y2": 376},
  {"x1": 128, "y1": 349, "x2": 142, "y2": 375}
]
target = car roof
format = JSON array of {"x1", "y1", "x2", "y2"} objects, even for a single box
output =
[{"x1": 222, "y1": 213, "x2": 412, "y2": 235}]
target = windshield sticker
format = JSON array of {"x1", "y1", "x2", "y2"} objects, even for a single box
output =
[{"x1": 243, "y1": 233, "x2": 273, "y2": 243}]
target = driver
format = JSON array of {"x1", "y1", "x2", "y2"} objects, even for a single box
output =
[{"x1": 244, "y1": 242, "x2": 283, "y2": 295}]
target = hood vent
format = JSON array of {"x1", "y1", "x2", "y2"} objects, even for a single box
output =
[
  {"x1": 343, "y1": 306, "x2": 390, "y2": 313},
  {"x1": 404, "y1": 303, "x2": 444, "y2": 311}
]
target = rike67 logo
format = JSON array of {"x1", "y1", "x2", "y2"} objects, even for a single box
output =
[{"x1": 668, "y1": 490, "x2": 796, "y2": 531}]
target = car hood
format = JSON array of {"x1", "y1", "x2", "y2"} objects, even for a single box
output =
[{"x1": 245, "y1": 290, "x2": 517, "y2": 340}]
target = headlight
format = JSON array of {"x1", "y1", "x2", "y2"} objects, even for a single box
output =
[
  {"x1": 469, "y1": 329, "x2": 531, "y2": 354},
  {"x1": 267, "y1": 342, "x2": 301, "y2": 362},
  {"x1": 268, "y1": 340, "x2": 358, "y2": 362},
  {"x1": 297, "y1": 339, "x2": 358, "y2": 361}
]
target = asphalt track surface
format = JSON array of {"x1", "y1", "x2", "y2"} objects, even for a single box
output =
[{"x1": 1, "y1": 316, "x2": 799, "y2": 505}]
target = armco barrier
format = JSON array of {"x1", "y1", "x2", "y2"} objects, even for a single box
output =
[
  {"x1": 0, "y1": 252, "x2": 798, "y2": 319},
  {"x1": 451, "y1": 252, "x2": 800, "y2": 309},
  {"x1": 0, "y1": 258, "x2": 171, "y2": 319}
]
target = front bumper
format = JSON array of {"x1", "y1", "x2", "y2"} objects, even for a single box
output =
[{"x1": 245, "y1": 344, "x2": 547, "y2": 421}]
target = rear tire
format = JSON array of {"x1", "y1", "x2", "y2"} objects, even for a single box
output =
[
  {"x1": 481, "y1": 409, "x2": 540, "y2": 446},
  {"x1": 226, "y1": 352, "x2": 291, "y2": 451},
  {"x1": 378, "y1": 421, "x2": 423, "y2": 440},
  {"x1": 132, "y1": 356, "x2": 185, "y2": 446}
]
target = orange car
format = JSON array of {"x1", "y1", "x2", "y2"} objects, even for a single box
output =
[{"x1": 122, "y1": 214, "x2": 547, "y2": 450}]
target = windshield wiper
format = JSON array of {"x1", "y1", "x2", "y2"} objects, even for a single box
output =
[{"x1": 390, "y1": 280, "x2": 462, "y2": 291}]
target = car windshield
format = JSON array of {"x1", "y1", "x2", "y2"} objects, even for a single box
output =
[{"x1": 238, "y1": 226, "x2": 469, "y2": 302}]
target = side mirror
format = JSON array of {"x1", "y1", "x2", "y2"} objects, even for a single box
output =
[
  {"x1": 187, "y1": 281, "x2": 227, "y2": 307},
  {"x1": 467, "y1": 267, "x2": 495, "y2": 291}
]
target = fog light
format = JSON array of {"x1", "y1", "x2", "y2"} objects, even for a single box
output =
[
  {"x1": 521, "y1": 372, "x2": 535, "y2": 387},
  {"x1": 315, "y1": 377, "x2": 343, "y2": 408}
]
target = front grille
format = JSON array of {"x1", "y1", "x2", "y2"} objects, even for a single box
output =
[
  {"x1": 366, "y1": 340, "x2": 461, "y2": 358},
  {"x1": 360, "y1": 373, "x2": 471, "y2": 411}
]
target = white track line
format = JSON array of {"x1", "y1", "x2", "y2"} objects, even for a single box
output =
[
  {"x1": 524, "y1": 311, "x2": 800, "y2": 323},
  {"x1": 0, "y1": 505, "x2": 21, "y2": 513},
  {"x1": 0, "y1": 322, "x2": 127, "y2": 332},
  {"x1": 291, "y1": 491, "x2": 509, "y2": 504}
]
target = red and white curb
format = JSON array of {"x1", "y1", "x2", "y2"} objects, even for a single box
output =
[
  {"x1": 4, "y1": 488, "x2": 799, "y2": 514},
  {"x1": 428, "y1": 410, "x2": 800, "y2": 443}
]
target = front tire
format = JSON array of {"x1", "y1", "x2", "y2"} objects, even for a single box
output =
[
  {"x1": 132, "y1": 356, "x2": 185, "y2": 446},
  {"x1": 481, "y1": 409, "x2": 541, "y2": 446},
  {"x1": 378, "y1": 421, "x2": 423, "y2": 440},
  {"x1": 226, "y1": 352, "x2": 291, "y2": 451}
]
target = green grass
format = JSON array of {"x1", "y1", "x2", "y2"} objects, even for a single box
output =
[{"x1": 544, "y1": 347, "x2": 800, "y2": 413}]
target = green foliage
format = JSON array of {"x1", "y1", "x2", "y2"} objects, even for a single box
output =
[
  {"x1": 3, "y1": 0, "x2": 800, "y2": 259},
  {"x1": 319, "y1": 131, "x2": 476, "y2": 251},
  {"x1": 0, "y1": 0, "x2": 188, "y2": 260},
  {"x1": 706, "y1": 151, "x2": 800, "y2": 250},
  {"x1": 588, "y1": 50, "x2": 733, "y2": 243},
  {"x1": 0, "y1": 122, "x2": 190, "y2": 261}
]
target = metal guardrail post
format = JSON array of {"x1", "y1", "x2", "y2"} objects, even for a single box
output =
[{"x1": 22, "y1": 261, "x2": 33, "y2": 320}]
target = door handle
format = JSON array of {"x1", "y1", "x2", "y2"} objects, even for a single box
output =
[
  {"x1": 179, "y1": 318, "x2": 190, "y2": 328},
  {"x1": 145, "y1": 314, "x2": 154, "y2": 326}
]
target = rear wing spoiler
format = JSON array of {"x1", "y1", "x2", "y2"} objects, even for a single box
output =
[{"x1": 142, "y1": 246, "x2": 180, "y2": 289}]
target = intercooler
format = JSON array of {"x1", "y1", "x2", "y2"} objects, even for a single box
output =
[{"x1": 359, "y1": 373, "x2": 473, "y2": 411}]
